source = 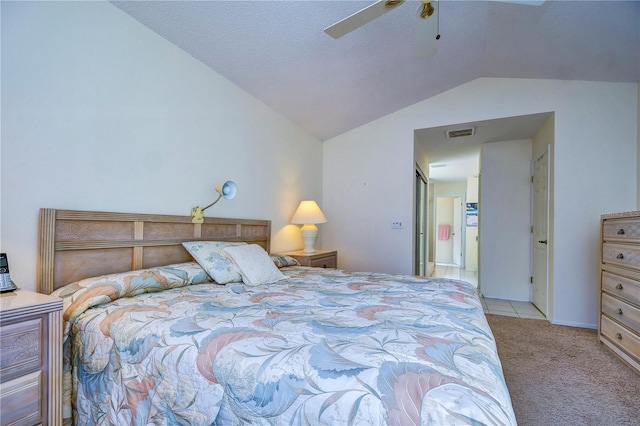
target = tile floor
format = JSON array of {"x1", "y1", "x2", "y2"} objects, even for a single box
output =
[
  {"x1": 433, "y1": 263, "x2": 546, "y2": 320},
  {"x1": 480, "y1": 297, "x2": 545, "y2": 319},
  {"x1": 434, "y1": 264, "x2": 478, "y2": 287}
]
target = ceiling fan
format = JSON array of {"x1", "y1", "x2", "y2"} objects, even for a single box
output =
[{"x1": 324, "y1": 0, "x2": 545, "y2": 59}]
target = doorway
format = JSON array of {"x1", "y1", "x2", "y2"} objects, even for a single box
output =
[
  {"x1": 434, "y1": 194, "x2": 465, "y2": 268},
  {"x1": 413, "y1": 112, "x2": 554, "y2": 299}
]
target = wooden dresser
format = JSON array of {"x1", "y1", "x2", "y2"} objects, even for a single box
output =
[
  {"x1": 599, "y1": 211, "x2": 640, "y2": 374},
  {"x1": 0, "y1": 290, "x2": 63, "y2": 426},
  {"x1": 281, "y1": 249, "x2": 337, "y2": 269}
]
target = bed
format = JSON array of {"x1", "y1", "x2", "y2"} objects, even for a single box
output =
[{"x1": 38, "y1": 209, "x2": 516, "y2": 425}]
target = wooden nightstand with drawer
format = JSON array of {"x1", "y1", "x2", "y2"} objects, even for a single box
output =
[
  {"x1": 0, "y1": 290, "x2": 63, "y2": 426},
  {"x1": 282, "y1": 249, "x2": 337, "y2": 269},
  {"x1": 599, "y1": 211, "x2": 640, "y2": 374}
]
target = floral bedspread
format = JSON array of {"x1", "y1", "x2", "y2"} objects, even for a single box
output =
[{"x1": 55, "y1": 264, "x2": 516, "y2": 425}]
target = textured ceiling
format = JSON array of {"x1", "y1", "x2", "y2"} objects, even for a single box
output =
[{"x1": 112, "y1": 0, "x2": 640, "y2": 142}]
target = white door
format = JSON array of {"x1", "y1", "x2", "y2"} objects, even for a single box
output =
[
  {"x1": 532, "y1": 149, "x2": 549, "y2": 316},
  {"x1": 453, "y1": 197, "x2": 463, "y2": 267}
]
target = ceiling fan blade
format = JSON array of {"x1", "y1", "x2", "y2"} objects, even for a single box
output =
[
  {"x1": 415, "y1": 1, "x2": 438, "y2": 59},
  {"x1": 324, "y1": 0, "x2": 405, "y2": 39}
]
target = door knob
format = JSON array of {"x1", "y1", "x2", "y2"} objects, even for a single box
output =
[{"x1": 538, "y1": 240, "x2": 548, "y2": 244}]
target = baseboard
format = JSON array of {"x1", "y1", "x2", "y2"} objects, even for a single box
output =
[{"x1": 549, "y1": 319, "x2": 598, "y2": 329}]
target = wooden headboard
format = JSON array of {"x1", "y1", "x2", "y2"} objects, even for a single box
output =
[{"x1": 37, "y1": 209, "x2": 271, "y2": 294}]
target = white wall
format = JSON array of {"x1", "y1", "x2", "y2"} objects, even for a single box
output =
[
  {"x1": 0, "y1": 3, "x2": 3, "y2": 250},
  {"x1": 324, "y1": 78, "x2": 637, "y2": 328},
  {"x1": 433, "y1": 182, "x2": 467, "y2": 197},
  {"x1": 479, "y1": 139, "x2": 532, "y2": 301},
  {"x1": 1, "y1": 1, "x2": 323, "y2": 292},
  {"x1": 322, "y1": 119, "x2": 412, "y2": 274}
]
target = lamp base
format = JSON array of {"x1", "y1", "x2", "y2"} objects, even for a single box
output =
[
  {"x1": 300, "y1": 224, "x2": 318, "y2": 253},
  {"x1": 191, "y1": 207, "x2": 204, "y2": 224}
]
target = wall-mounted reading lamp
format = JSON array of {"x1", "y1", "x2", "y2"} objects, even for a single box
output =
[{"x1": 191, "y1": 181, "x2": 237, "y2": 224}]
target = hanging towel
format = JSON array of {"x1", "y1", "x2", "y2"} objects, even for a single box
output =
[{"x1": 437, "y1": 224, "x2": 450, "y2": 240}]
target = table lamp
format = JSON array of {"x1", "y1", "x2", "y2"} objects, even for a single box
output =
[{"x1": 290, "y1": 200, "x2": 328, "y2": 253}]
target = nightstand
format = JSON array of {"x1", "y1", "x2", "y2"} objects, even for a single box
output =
[
  {"x1": 0, "y1": 290, "x2": 63, "y2": 426},
  {"x1": 282, "y1": 249, "x2": 337, "y2": 269}
]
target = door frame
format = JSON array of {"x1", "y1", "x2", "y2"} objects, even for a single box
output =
[
  {"x1": 414, "y1": 166, "x2": 429, "y2": 275},
  {"x1": 433, "y1": 193, "x2": 466, "y2": 268}
]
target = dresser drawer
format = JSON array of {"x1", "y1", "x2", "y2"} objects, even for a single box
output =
[
  {"x1": 602, "y1": 293, "x2": 640, "y2": 332},
  {"x1": 309, "y1": 255, "x2": 337, "y2": 269},
  {"x1": 0, "y1": 318, "x2": 42, "y2": 381},
  {"x1": 602, "y1": 271, "x2": 640, "y2": 305},
  {"x1": 601, "y1": 315, "x2": 640, "y2": 359},
  {"x1": 603, "y1": 218, "x2": 640, "y2": 243},
  {"x1": 282, "y1": 250, "x2": 337, "y2": 268},
  {"x1": 602, "y1": 243, "x2": 640, "y2": 272},
  {"x1": 0, "y1": 370, "x2": 42, "y2": 426},
  {"x1": 0, "y1": 290, "x2": 62, "y2": 426}
]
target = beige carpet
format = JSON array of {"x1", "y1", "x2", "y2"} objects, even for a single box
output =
[{"x1": 486, "y1": 314, "x2": 640, "y2": 426}]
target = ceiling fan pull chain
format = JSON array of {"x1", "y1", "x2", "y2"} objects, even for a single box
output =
[
  {"x1": 436, "y1": 0, "x2": 441, "y2": 40},
  {"x1": 418, "y1": 0, "x2": 440, "y2": 40}
]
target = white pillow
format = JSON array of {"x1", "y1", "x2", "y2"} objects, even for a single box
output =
[
  {"x1": 222, "y1": 244, "x2": 287, "y2": 286},
  {"x1": 182, "y1": 241, "x2": 247, "y2": 284}
]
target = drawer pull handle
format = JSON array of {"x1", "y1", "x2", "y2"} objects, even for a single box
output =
[
  {"x1": 615, "y1": 333, "x2": 622, "y2": 340},
  {"x1": 616, "y1": 308, "x2": 623, "y2": 315},
  {"x1": 616, "y1": 253, "x2": 624, "y2": 259},
  {"x1": 616, "y1": 283, "x2": 624, "y2": 290},
  {"x1": 617, "y1": 229, "x2": 625, "y2": 235}
]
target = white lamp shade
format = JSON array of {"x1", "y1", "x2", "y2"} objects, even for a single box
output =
[
  {"x1": 216, "y1": 181, "x2": 237, "y2": 200},
  {"x1": 290, "y1": 200, "x2": 327, "y2": 225}
]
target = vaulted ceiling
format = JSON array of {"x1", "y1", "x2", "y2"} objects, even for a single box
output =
[{"x1": 112, "y1": 0, "x2": 640, "y2": 142}]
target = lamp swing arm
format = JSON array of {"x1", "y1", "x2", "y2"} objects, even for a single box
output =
[
  {"x1": 191, "y1": 194, "x2": 222, "y2": 220},
  {"x1": 198, "y1": 193, "x2": 224, "y2": 213},
  {"x1": 191, "y1": 180, "x2": 237, "y2": 224}
]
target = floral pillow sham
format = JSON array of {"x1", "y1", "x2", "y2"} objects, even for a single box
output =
[
  {"x1": 182, "y1": 241, "x2": 248, "y2": 284},
  {"x1": 269, "y1": 254, "x2": 300, "y2": 268},
  {"x1": 222, "y1": 244, "x2": 287, "y2": 286}
]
